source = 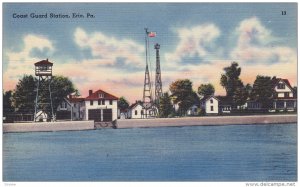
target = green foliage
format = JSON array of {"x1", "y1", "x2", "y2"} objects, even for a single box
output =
[
  {"x1": 169, "y1": 79, "x2": 198, "y2": 115},
  {"x1": 118, "y1": 96, "x2": 130, "y2": 111},
  {"x1": 220, "y1": 62, "x2": 243, "y2": 99},
  {"x1": 293, "y1": 86, "x2": 297, "y2": 96},
  {"x1": 12, "y1": 75, "x2": 37, "y2": 113},
  {"x1": 51, "y1": 76, "x2": 76, "y2": 113},
  {"x1": 233, "y1": 86, "x2": 248, "y2": 107},
  {"x1": 3, "y1": 90, "x2": 14, "y2": 116},
  {"x1": 220, "y1": 62, "x2": 249, "y2": 108},
  {"x1": 250, "y1": 75, "x2": 275, "y2": 109},
  {"x1": 197, "y1": 83, "x2": 215, "y2": 97},
  {"x1": 159, "y1": 92, "x2": 173, "y2": 118},
  {"x1": 197, "y1": 108, "x2": 205, "y2": 116},
  {"x1": 12, "y1": 75, "x2": 75, "y2": 115}
]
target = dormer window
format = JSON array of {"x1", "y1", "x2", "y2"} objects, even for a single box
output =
[
  {"x1": 278, "y1": 83, "x2": 285, "y2": 89},
  {"x1": 99, "y1": 93, "x2": 104, "y2": 98}
]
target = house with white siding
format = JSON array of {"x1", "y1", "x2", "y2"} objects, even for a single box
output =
[
  {"x1": 128, "y1": 102, "x2": 145, "y2": 119},
  {"x1": 272, "y1": 78, "x2": 297, "y2": 111},
  {"x1": 128, "y1": 101, "x2": 157, "y2": 119},
  {"x1": 81, "y1": 89, "x2": 119, "y2": 122},
  {"x1": 246, "y1": 78, "x2": 297, "y2": 111},
  {"x1": 56, "y1": 95, "x2": 84, "y2": 120},
  {"x1": 200, "y1": 95, "x2": 219, "y2": 115}
]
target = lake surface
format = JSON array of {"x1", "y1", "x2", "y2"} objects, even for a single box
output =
[{"x1": 3, "y1": 123, "x2": 297, "y2": 181}]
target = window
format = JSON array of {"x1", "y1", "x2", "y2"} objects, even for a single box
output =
[
  {"x1": 210, "y1": 99, "x2": 213, "y2": 104},
  {"x1": 286, "y1": 101, "x2": 294, "y2": 108},
  {"x1": 135, "y1": 110, "x2": 138, "y2": 115},
  {"x1": 90, "y1": 100, "x2": 93, "y2": 106},
  {"x1": 109, "y1": 100, "x2": 113, "y2": 105},
  {"x1": 99, "y1": 93, "x2": 104, "y2": 98},
  {"x1": 276, "y1": 101, "x2": 284, "y2": 108},
  {"x1": 102, "y1": 100, "x2": 105, "y2": 105},
  {"x1": 61, "y1": 102, "x2": 67, "y2": 109},
  {"x1": 141, "y1": 110, "x2": 144, "y2": 115},
  {"x1": 98, "y1": 99, "x2": 101, "y2": 105},
  {"x1": 211, "y1": 106, "x2": 214, "y2": 111},
  {"x1": 278, "y1": 83, "x2": 285, "y2": 89},
  {"x1": 74, "y1": 104, "x2": 76, "y2": 107},
  {"x1": 284, "y1": 92, "x2": 289, "y2": 98}
]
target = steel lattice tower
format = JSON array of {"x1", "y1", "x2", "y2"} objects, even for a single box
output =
[
  {"x1": 154, "y1": 43, "x2": 162, "y2": 105},
  {"x1": 142, "y1": 28, "x2": 154, "y2": 115}
]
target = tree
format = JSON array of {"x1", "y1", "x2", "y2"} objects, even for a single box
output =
[
  {"x1": 3, "y1": 90, "x2": 14, "y2": 116},
  {"x1": 250, "y1": 75, "x2": 275, "y2": 109},
  {"x1": 50, "y1": 76, "x2": 76, "y2": 114},
  {"x1": 233, "y1": 86, "x2": 248, "y2": 107},
  {"x1": 169, "y1": 79, "x2": 197, "y2": 115},
  {"x1": 12, "y1": 75, "x2": 75, "y2": 115},
  {"x1": 293, "y1": 86, "x2": 297, "y2": 96},
  {"x1": 12, "y1": 75, "x2": 37, "y2": 113},
  {"x1": 159, "y1": 92, "x2": 173, "y2": 118},
  {"x1": 220, "y1": 62, "x2": 243, "y2": 99},
  {"x1": 118, "y1": 96, "x2": 129, "y2": 111},
  {"x1": 197, "y1": 83, "x2": 215, "y2": 97}
]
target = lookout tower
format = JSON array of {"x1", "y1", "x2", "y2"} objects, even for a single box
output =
[{"x1": 34, "y1": 59, "x2": 54, "y2": 122}]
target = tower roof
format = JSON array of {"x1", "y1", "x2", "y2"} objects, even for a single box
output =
[{"x1": 35, "y1": 59, "x2": 53, "y2": 66}]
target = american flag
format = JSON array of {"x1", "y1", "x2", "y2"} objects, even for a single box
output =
[{"x1": 148, "y1": 31, "x2": 156, "y2": 37}]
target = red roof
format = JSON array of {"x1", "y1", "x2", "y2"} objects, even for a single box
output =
[
  {"x1": 35, "y1": 59, "x2": 53, "y2": 66},
  {"x1": 85, "y1": 89, "x2": 119, "y2": 101},
  {"x1": 273, "y1": 78, "x2": 293, "y2": 90},
  {"x1": 69, "y1": 97, "x2": 85, "y2": 102}
]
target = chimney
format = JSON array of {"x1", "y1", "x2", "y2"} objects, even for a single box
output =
[{"x1": 89, "y1": 90, "x2": 93, "y2": 96}]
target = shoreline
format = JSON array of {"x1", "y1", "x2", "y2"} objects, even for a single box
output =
[
  {"x1": 116, "y1": 114, "x2": 297, "y2": 129},
  {"x1": 2, "y1": 114, "x2": 297, "y2": 133},
  {"x1": 3, "y1": 121, "x2": 94, "y2": 133}
]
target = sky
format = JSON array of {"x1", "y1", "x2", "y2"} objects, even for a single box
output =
[{"x1": 3, "y1": 3, "x2": 297, "y2": 103}]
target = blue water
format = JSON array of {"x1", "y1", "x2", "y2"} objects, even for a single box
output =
[{"x1": 3, "y1": 123, "x2": 297, "y2": 181}]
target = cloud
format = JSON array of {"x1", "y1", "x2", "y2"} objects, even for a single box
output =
[
  {"x1": 231, "y1": 17, "x2": 296, "y2": 65},
  {"x1": 3, "y1": 34, "x2": 55, "y2": 90},
  {"x1": 163, "y1": 17, "x2": 296, "y2": 97},
  {"x1": 74, "y1": 27, "x2": 144, "y2": 68},
  {"x1": 165, "y1": 24, "x2": 221, "y2": 65},
  {"x1": 3, "y1": 18, "x2": 297, "y2": 104}
]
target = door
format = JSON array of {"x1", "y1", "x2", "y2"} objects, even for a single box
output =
[
  {"x1": 88, "y1": 109, "x2": 101, "y2": 122},
  {"x1": 103, "y1": 109, "x2": 112, "y2": 122}
]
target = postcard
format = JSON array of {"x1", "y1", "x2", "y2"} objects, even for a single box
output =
[{"x1": 2, "y1": 3, "x2": 297, "y2": 185}]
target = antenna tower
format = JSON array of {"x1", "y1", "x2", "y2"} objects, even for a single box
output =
[
  {"x1": 154, "y1": 43, "x2": 162, "y2": 105},
  {"x1": 142, "y1": 28, "x2": 154, "y2": 118}
]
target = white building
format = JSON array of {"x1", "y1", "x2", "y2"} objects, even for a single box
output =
[
  {"x1": 129, "y1": 102, "x2": 145, "y2": 119},
  {"x1": 56, "y1": 96, "x2": 84, "y2": 121},
  {"x1": 273, "y1": 78, "x2": 297, "y2": 111},
  {"x1": 200, "y1": 95, "x2": 219, "y2": 115},
  {"x1": 82, "y1": 89, "x2": 119, "y2": 122},
  {"x1": 246, "y1": 78, "x2": 297, "y2": 111},
  {"x1": 128, "y1": 102, "x2": 157, "y2": 119}
]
